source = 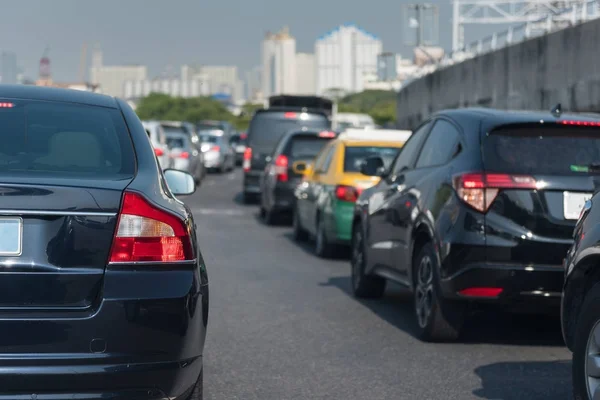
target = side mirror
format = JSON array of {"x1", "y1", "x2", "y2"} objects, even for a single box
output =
[
  {"x1": 164, "y1": 169, "x2": 196, "y2": 196},
  {"x1": 360, "y1": 156, "x2": 385, "y2": 177}
]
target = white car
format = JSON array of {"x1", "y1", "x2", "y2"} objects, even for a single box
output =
[{"x1": 142, "y1": 121, "x2": 172, "y2": 170}]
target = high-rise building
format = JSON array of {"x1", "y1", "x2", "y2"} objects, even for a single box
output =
[
  {"x1": 295, "y1": 53, "x2": 316, "y2": 95},
  {"x1": 262, "y1": 27, "x2": 296, "y2": 97},
  {"x1": 377, "y1": 53, "x2": 399, "y2": 82},
  {"x1": 1, "y1": 52, "x2": 18, "y2": 84},
  {"x1": 245, "y1": 66, "x2": 262, "y2": 102},
  {"x1": 89, "y1": 48, "x2": 147, "y2": 98},
  {"x1": 315, "y1": 24, "x2": 383, "y2": 94}
]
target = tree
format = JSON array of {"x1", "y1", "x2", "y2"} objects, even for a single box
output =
[
  {"x1": 136, "y1": 93, "x2": 234, "y2": 123},
  {"x1": 337, "y1": 90, "x2": 397, "y2": 126}
]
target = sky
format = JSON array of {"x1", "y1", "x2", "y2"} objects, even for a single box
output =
[{"x1": 0, "y1": 0, "x2": 495, "y2": 82}]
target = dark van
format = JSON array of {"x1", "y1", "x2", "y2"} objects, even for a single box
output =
[{"x1": 242, "y1": 109, "x2": 330, "y2": 203}]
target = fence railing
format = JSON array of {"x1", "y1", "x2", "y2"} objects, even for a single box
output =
[{"x1": 403, "y1": 0, "x2": 600, "y2": 84}]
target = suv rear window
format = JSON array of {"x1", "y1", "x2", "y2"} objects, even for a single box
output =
[
  {"x1": 247, "y1": 112, "x2": 329, "y2": 150},
  {"x1": 484, "y1": 125, "x2": 600, "y2": 175},
  {"x1": 288, "y1": 135, "x2": 331, "y2": 159},
  {"x1": 0, "y1": 100, "x2": 135, "y2": 179},
  {"x1": 344, "y1": 146, "x2": 400, "y2": 172},
  {"x1": 166, "y1": 136, "x2": 188, "y2": 149}
]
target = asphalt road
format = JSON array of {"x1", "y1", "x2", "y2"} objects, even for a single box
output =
[{"x1": 187, "y1": 169, "x2": 573, "y2": 400}]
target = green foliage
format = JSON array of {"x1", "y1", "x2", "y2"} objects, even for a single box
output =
[
  {"x1": 337, "y1": 90, "x2": 396, "y2": 126},
  {"x1": 135, "y1": 93, "x2": 233, "y2": 124},
  {"x1": 135, "y1": 93, "x2": 264, "y2": 132}
]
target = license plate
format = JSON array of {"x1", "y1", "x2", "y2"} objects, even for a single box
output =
[{"x1": 564, "y1": 192, "x2": 592, "y2": 220}]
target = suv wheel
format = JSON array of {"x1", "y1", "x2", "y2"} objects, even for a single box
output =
[
  {"x1": 351, "y1": 225, "x2": 386, "y2": 298},
  {"x1": 573, "y1": 282, "x2": 600, "y2": 400},
  {"x1": 413, "y1": 242, "x2": 464, "y2": 342},
  {"x1": 292, "y1": 209, "x2": 308, "y2": 241},
  {"x1": 315, "y1": 217, "x2": 334, "y2": 258}
]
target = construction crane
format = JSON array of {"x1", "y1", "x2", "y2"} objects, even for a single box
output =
[{"x1": 79, "y1": 43, "x2": 87, "y2": 82}]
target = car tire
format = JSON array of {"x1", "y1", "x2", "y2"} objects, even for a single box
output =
[
  {"x1": 292, "y1": 209, "x2": 309, "y2": 242},
  {"x1": 263, "y1": 207, "x2": 277, "y2": 226},
  {"x1": 186, "y1": 369, "x2": 203, "y2": 400},
  {"x1": 315, "y1": 216, "x2": 334, "y2": 258},
  {"x1": 413, "y1": 242, "x2": 465, "y2": 342},
  {"x1": 242, "y1": 192, "x2": 256, "y2": 204},
  {"x1": 351, "y1": 224, "x2": 386, "y2": 298},
  {"x1": 572, "y1": 282, "x2": 600, "y2": 400}
]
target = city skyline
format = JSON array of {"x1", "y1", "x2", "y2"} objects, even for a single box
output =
[{"x1": 0, "y1": 0, "x2": 475, "y2": 82}]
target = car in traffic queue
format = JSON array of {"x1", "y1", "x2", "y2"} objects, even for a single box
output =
[
  {"x1": 292, "y1": 129, "x2": 410, "y2": 257},
  {"x1": 259, "y1": 128, "x2": 338, "y2": 225},
  {"x1": 198, "y1": 126, "x2": 235, "y2": 173},
  {"x1": 161, "y1": 121, "x2": 206, "y2": 185},
  {"x1": 243, "y1": 108, "x2": 331, "y2": 203},
  {"x1": 230, "y1": 132, "x2": 248, "y2": 166},
  {"x1": 142, "y1": 120, "x2": 172, "y2": 170},
  {"x1": 351, "y1": 107, "x2": 600, "y2": 343},
  {"x1": 561, "y1": 168, "x2": 600, "y2": 400},
  {"x1": 0, "y1": 85, "x2": 209, "y2": 399}
]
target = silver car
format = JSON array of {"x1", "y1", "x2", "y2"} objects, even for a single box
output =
[
  {"x1": 142, "y1": 121, "x2": 172, "y2": 170},
  {"x1": 199, "y1": 130, "x2": 235, "y2": 173},
  {"x1": 160, "y1": 121, "x2": 206, "y2": 184}
]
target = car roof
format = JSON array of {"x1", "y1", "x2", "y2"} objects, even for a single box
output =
[
  {"x1": 0, "y1": 84, "x2": 117, "y2": 108},
  {"x1": 435, "y1": 107, "x2": 600, "y2": 129},
  {"x1": 254, "y1": 108, "x2": 328, "y2": 119}
]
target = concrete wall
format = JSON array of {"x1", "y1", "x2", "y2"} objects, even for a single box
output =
[{"x1": 396, "y1": 18, "x2": 600, "y2": 129}]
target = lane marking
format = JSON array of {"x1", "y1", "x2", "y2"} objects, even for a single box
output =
[{"x1": 192, "y1": 208, "x2": 245, "y2": 216}]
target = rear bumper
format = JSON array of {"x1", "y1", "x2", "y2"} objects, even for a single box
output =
[
  {"x1": 0, "y1": 264, "x2": 208, "y2": 398},
  {"x1": 244, "y1": 171, "x2": 261, "y2": 194},
  {"x1": 439, "y1": 262, "x2": 563, "y2": 311}
]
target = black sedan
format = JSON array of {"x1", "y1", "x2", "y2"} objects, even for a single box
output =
[
  {"x1": 0, "y1": 85, "x2": 208, "y2": 399},
  {"x1": 562, "y1": 187, "x2": 600, "y2": 400},
  {"x1": 259, "y1": 128, "x2": 336, "y2": 225}
]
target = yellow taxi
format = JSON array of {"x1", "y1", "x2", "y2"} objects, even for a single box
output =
[{"x1": 292, "y1": 129, "x2": 411, "y2": 257}]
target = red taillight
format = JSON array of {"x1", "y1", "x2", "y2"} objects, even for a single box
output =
[
  {"x1": 243, "y1": 147, "x2": 252, "y2": 172},
  {"x1": 335, "y1": 185, "x2": 362, "y2": 202},
  {"x1": 274, "y1": 155, "x2": 288, "y2": 182},
  {"x1": 0, "y1": 102, "x2": 14, "y2": 108},
  {"x1": 453, "y1": 172, "x2": 537, "y2": 213},
  {"x1": 284, "y1": 112, "x2": 297, "y2": 119},
  {"x1": 179, "y1": 151, "x2": 190, "y2": 159},
  {"x1": 211, "y1": 145, "x2": 220, "y2": 152},
  {"x1": 458, "y1": 287, "x2": 503, "y2": 298},
  {"x1": 240, "y1": 133, "x2": 247, "y2": 139},
  {"x1": 108, "y1": 192, "x2": 194, "y2": 263},
  {"x1": 559, "y1": 120, "x2": 600, "y2": 127},
  {"x1": 154, "y1": 148, "x2": 164, "y2": 157},
  {"x1": 319, "y1": 131, "x2": 336, "y2": 138}
]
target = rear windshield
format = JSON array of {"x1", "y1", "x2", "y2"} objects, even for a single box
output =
[
  {"x1": 162, "y1": 125, "x2": 187, "y2": 136},
  {"x1": 0, "y1": 100, "x2": 135, "y2": 179},
  {"x1": 288, "y1": 135, "x2": 331, "y2": 160},
  {"x1": 344, "y1": 146, "x2": 400, "y2": 172},
  {"x1": 166, "y1": 136, "x2": 188, "y2": 149},
  {"x1": 484, "y1": 125, "x2": 600, "y2": 175},
  {"x1": 248, "y1": 112, "x2": 330, "y2": 149},
  {"x1": 198, "y1": 123, "x2": 224, "y2": 132},
  {"x1": 199, "y1": 134, "x2": 219, "y2": 144}
]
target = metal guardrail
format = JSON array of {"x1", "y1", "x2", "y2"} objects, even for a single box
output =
[{"x1": 403, "y1": 0, "x2": 600, "y2": 84}]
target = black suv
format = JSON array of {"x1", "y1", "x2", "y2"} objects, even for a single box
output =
[
  {"x1": 352, "y1": 108, "x2": 600, "y2": 342},
  {"x1": 259, "y1": 128, "x2": 337, "y2": 224},
  {"x1": 562, "y1": 174, "x2": 600, "y2": 400},
  {"x1": 243, "y1": 109, "x2": 330, "y2": 203}
]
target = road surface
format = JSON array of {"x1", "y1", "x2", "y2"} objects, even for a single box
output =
[{"x1": 188, "y1": 170, "x2": 572, "y2": 400}]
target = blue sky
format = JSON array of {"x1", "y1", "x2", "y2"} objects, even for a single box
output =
[{"x1": 0, "y1": 0, "x2": 495, "y2": 81}]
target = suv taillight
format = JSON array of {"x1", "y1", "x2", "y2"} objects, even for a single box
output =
[
  {"x1": 274, "y1": 155, "x2": 288, "y2": 182},
  {"x1": 243, "y1": 148, "x2": 252, "y2": 172},
  {"x1": 109, "y1": 192, "x2": 194, "y2": 263},
  {"x1": 335, "y1": 185, "x2": 362, "y2": 202},
  {"x1": 453, "y1": 172, "x2": 537, "y2": 213}
]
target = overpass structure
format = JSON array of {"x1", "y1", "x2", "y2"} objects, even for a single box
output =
[{"x1": 396, "y1": 0, "x2": 600, "y2": 128}]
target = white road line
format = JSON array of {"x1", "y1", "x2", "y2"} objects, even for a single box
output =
[{"x1": 192, "y1": 208, "x2": 245, "y2": 216}]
